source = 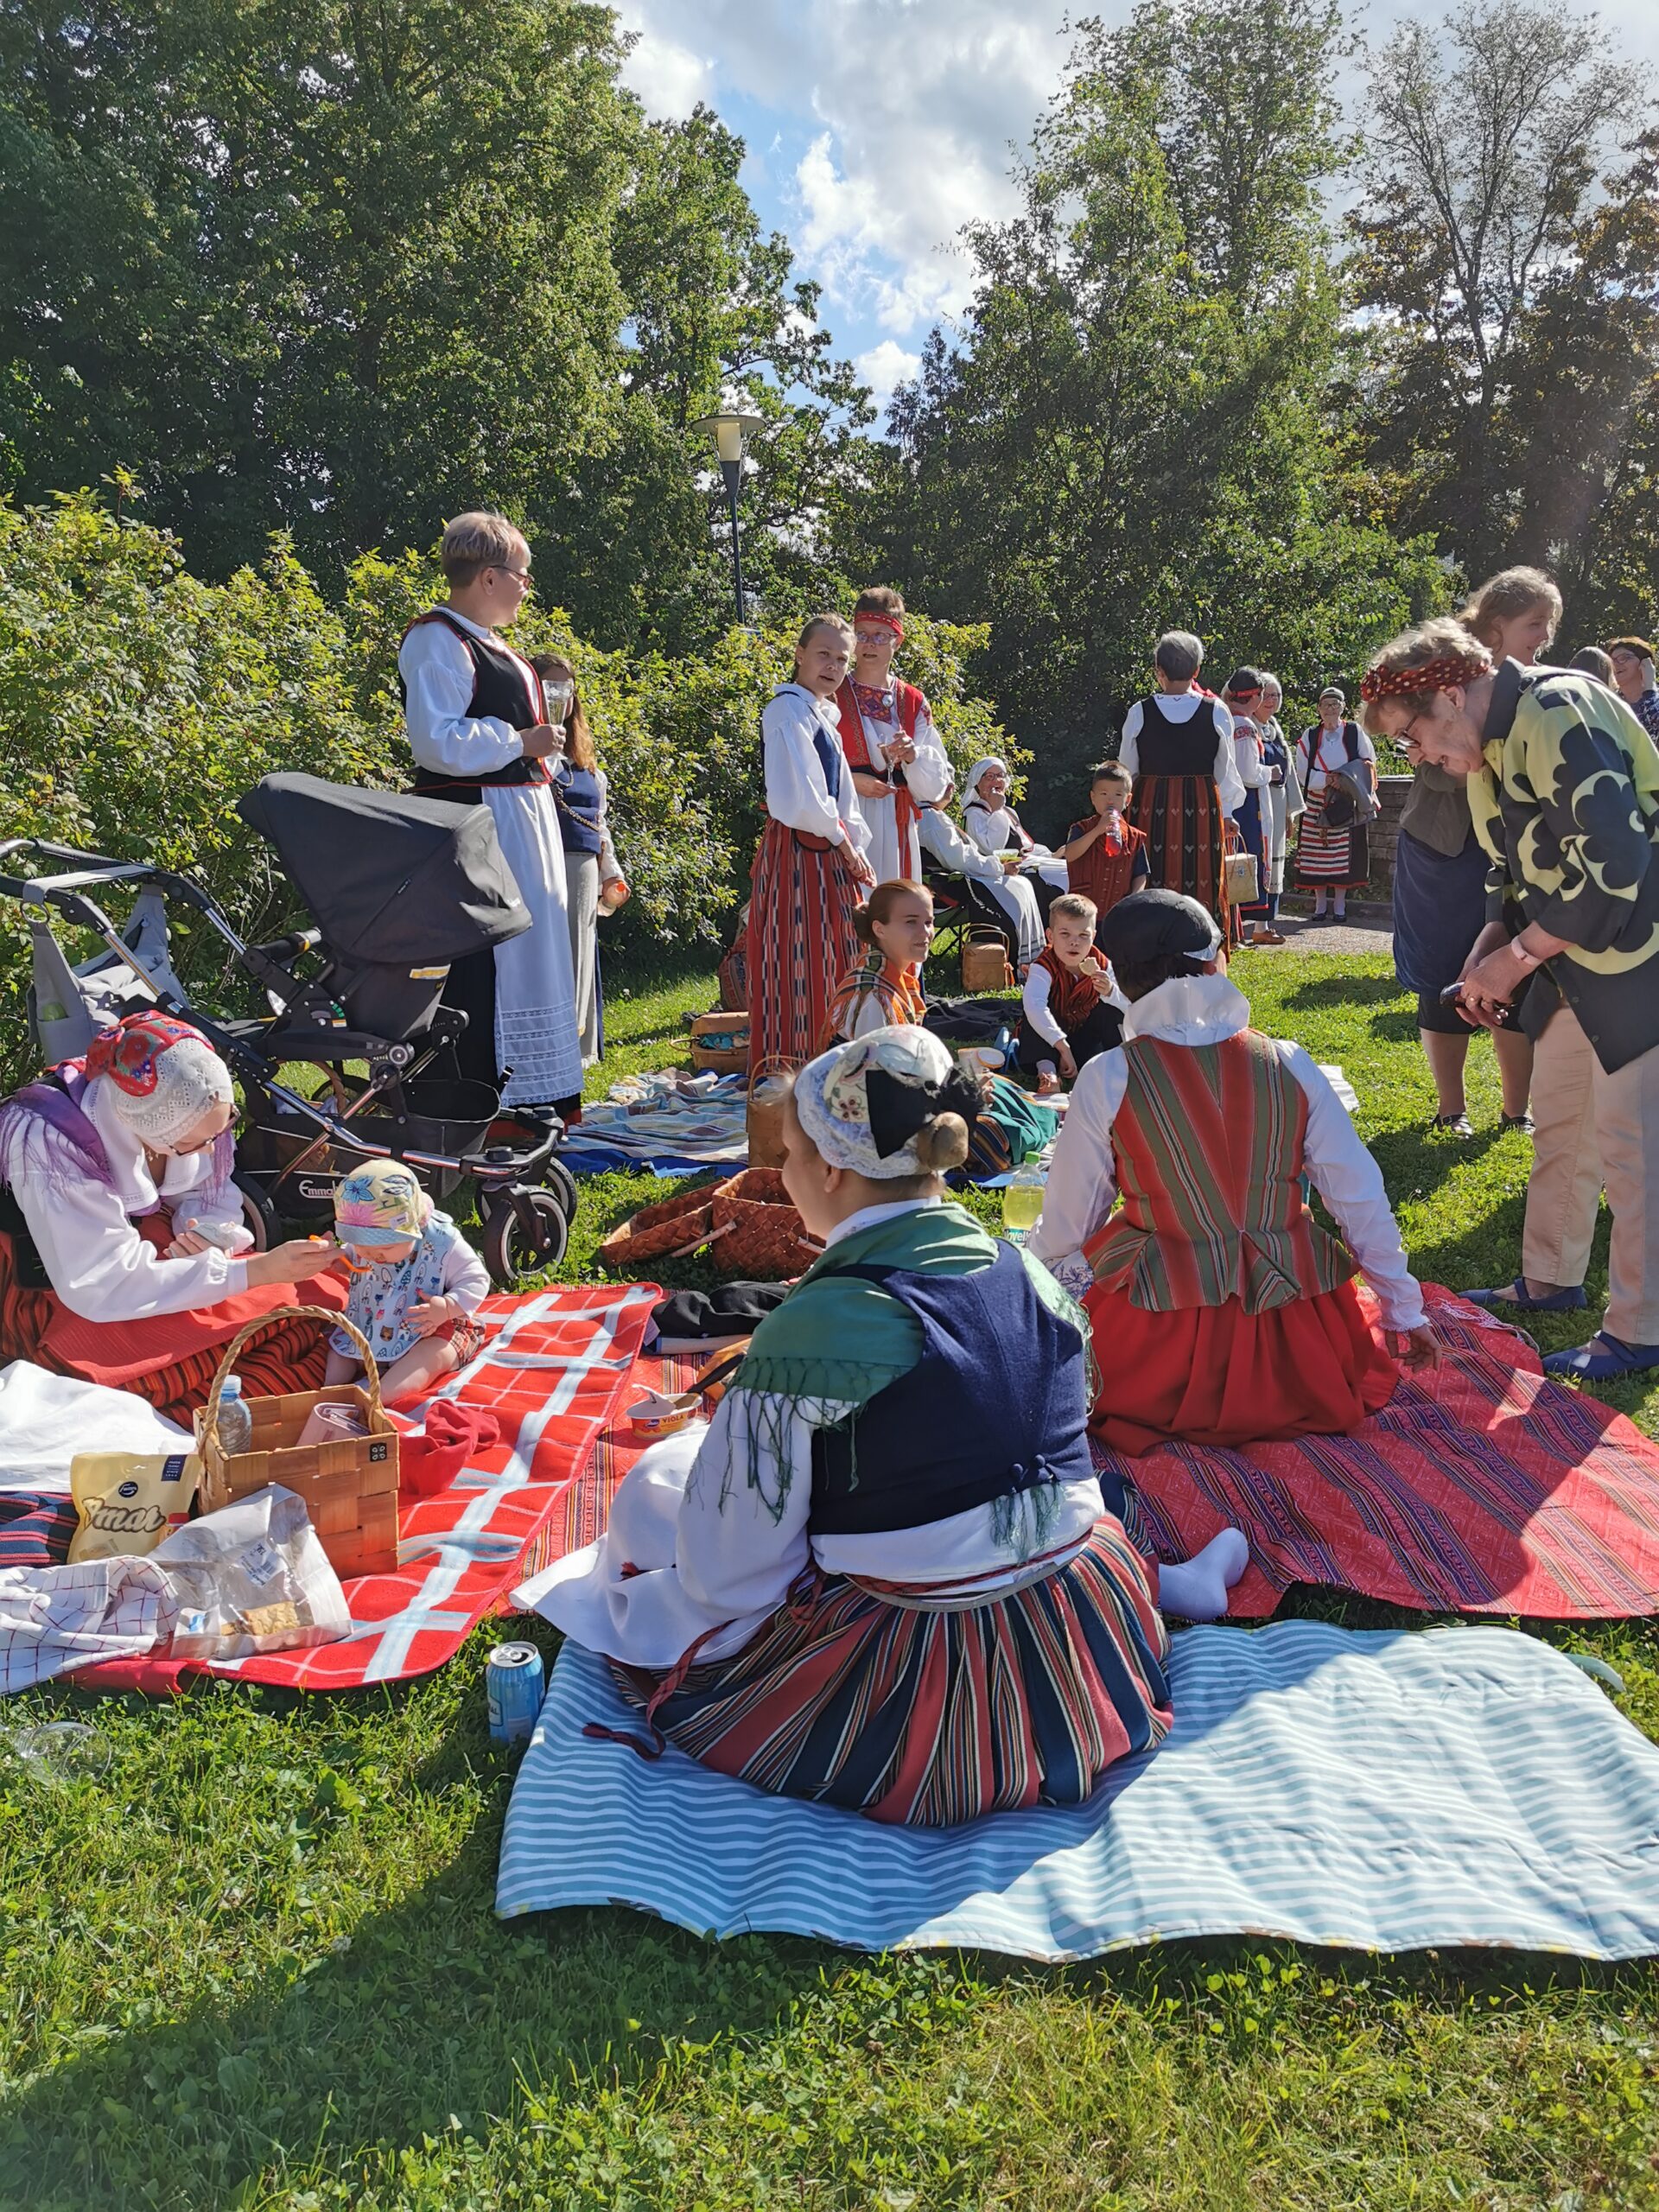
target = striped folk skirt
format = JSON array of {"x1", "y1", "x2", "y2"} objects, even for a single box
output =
[
  {"x1": 1294, "y1": 788, "x2": 1369, "y2": 889},
  {"x1": 1132, "y1": 775, "x2": 1224, "y2": 926},
  {"x1": 607, "y1": 1521, "x2": 1173, "y2": 1827},
  {"x1": 746, "y1": 822, "x2": 865, "y2": 1069}
]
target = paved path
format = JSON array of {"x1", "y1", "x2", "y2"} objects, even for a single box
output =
[{"x1": 1243, "y1": 912, "x2": 1393, "y2": 958}]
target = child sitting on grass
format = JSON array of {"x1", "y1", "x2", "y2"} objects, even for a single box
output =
[
  {"x1": 1016, "y1": 893, "x2": 1127, "y2": 1093},
  {"x1": 1055, "y1": 762, "x2": 1150, "y2": 935},
  {"x1": 324, "y1": 1160, "x2": 490, "y2": 1405},
  {"x1": 821, "y1": 880, "x2": 933, "y2": 1047}
]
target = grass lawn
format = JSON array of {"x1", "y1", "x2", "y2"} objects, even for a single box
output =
[{"x1": 3, "y1": 950, "x2": 1658, "y2": 2211}]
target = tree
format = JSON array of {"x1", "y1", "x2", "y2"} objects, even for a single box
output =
[
  {"x1": 845, "y1": 0, "x2": 1442, "y2": 828},
  {"x1": 1348, "y1": 1, "x2": 1636, "y2": 582}
]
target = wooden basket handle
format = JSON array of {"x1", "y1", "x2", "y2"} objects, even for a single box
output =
[{"x1": 200, "y1": 1305, "x2": 384, "y2": 1455}]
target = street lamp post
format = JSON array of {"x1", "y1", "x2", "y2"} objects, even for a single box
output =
[{"x1": 692, "y1": 408, "x2": 765, "y2": 626}]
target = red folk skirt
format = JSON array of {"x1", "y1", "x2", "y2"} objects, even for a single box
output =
[
  {"x1": 1085, "y1": 1275, "x2": 1402, "y2": 1457},
  {"x1": 0, "y1": 1222, "x2": 345, "y2": 1428},
  {"x1": 607, "y1": 1521, "x2": 1172, "y2": 1827},
  {"x1": 745, "y1": 821, "x2": 864, "y2": 1068}
]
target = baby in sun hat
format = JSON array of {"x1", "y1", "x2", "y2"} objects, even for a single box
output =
[{"x1": 323, "y1": 1160, "x2": 490, "y2": 1404}]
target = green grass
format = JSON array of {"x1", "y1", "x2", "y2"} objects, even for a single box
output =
[{"x1": 3, "y1": 951, "x2": 1658, "y2": 2211}]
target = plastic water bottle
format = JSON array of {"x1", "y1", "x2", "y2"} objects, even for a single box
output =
[
  {"x1": 216, "y1": 1373, "x2": 253, "y2": 1458},
  {"x1": 1001, "y1": 1153, "x2": 1047, "y2": 1239}
]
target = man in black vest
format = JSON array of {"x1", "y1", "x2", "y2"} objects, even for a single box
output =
[
  {"x1": 398, "y1": 512, "x2": 584, "y2": 1116},
  {"x1": 1116, "y1": 630, "x2": 1245, "y2": 927}
]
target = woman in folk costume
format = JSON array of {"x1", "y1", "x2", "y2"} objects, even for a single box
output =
[
  {"x1": 917, "y1": 778, "x2": 1046, "y2": 972},
  {"x1": 1220, "y1": 668, "x2": 1283, "y2": 945},
  {"x1": 397, "y1": 512, "x2": 584, "y2": 1116},
  {"x1": 963, "y1": 759, "x2": 1069, "y2": 899},
  {"x1": 0, "y1": 1013, "x2": 343, "y2": 1424},
  {"x1": 531, "y1": 653, "x2": 628, "y2": 1070},
  {"x1": 746, "y1": 615, "x2": 875, "y2": 1067},
  {"x1": 1117, "y1": 631, "x2": 1246, "y2": 928},
  {"x1": 1253, "y1": 673, "x2": 1303, "y2": 933},
  {"x1": 1293, "y1": 686, "x2": 1377, "y2": 923},
  {"x1": 834, "y1": 588, "x2": 951, "y2": 884},
  {"x1": 522, "y1": 1024, "x2": 1248, "y2": 1826},
  {"x1": 1028, "y1": 893, "x2": 1439, "y2": 1455}
]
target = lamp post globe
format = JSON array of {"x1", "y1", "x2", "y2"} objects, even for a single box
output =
[{"x1": 692, "y1": 407, "x2": 765, "y2": 626}]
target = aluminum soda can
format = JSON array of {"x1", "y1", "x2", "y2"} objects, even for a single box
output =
[{"x1": 486, "y1": 1642, "x2": 545, "y2": 1745}]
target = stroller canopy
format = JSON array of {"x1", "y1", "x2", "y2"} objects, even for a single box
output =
[{"x1": 238, "y1": 775, "x2": 532, "y2": 964}]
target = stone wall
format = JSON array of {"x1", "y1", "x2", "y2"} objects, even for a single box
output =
[{"x1": 1369, "y1": 775, "x2": 1411, "y2": 900}]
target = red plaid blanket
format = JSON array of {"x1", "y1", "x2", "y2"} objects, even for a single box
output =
[
  {"x1": 1111, "y1": 1287, "x2": 1659, "y2": 1619},
  {"x1": 73, "y1": 1283, "x2": 658, "y2": 1694}
]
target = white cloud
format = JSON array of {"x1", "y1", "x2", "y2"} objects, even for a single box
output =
[
  {"x1": 855, "y1": 340, "x2": 922, "y2": 408},
  {"x1": 620, "y1": 26, "x2": 714, "y2": 119}
]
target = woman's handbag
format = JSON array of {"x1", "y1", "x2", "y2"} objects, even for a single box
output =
[
  {"x1": 1224, "y1": 850, "x2": 1261, "y2": 907},
  {"x1": 195, "y1": 1308, "x2": 400, "y2": 1580}
]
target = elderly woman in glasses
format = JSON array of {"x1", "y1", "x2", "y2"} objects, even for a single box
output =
[
  {"x1": 832, "y1": 587, "x2": 952, "y2": 885},
  {"x1": 1361, "y1": 617, "x2": 1659, "y2": 1382}
]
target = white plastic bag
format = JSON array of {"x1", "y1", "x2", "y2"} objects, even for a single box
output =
[{"x1": 152, "y1": 1484, "x2": 350, "y2": 1660}]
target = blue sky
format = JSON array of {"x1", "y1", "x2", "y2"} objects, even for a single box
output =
[{"x1": 616, "y1": 0, "x2": 1657, "y2": 414}]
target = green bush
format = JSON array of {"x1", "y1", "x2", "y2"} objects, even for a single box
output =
[{"x1": 0, "y1": 493, "x2": 1014, "y2": 1085}]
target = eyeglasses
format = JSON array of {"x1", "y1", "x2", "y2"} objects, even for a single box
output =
[
  {"x1": 493, "y1": 564, "x2": 531, "y2": 584},
  {"x1": 1395, "y1": 709, "x2": 1429, "y2": 752}
]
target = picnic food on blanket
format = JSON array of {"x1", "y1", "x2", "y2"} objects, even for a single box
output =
[
  {"x1": 154, "y1": 1484, "x2": 350, "y2": 1659},
  {"x1": 625, "y1": 1342, "x2": 753, "y2": 1440},
  {"x1": 67, "y1": 1448, "x2": 200, "y2": 1561}
]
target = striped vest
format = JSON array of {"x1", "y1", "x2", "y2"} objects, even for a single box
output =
[
  {"x1": 1084, "y1": 1030, "x2": 1352, "y2": 1313},
  {"x1": 821, "y1": 956, "x2": 928, "y2": 1051}
]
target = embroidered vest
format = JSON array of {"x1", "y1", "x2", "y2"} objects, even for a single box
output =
[
  {"x1": 401, "y1": 608, "x2": 550, "y2": 798},
  {"x1": 834, "y1": 677, "x2": 926, "y2": 853},
  {"x1": 809, "y1": 1243, "x2": 1093, "y2": 1535},
  {"x1": 1035, "y1": 945, "x2": 1108, "y2": 1035},
  {"x1": 821, "y1": 956, "x2": 928, "y2": 1052},
  {"x1": 1065, "y1": 817, "x2": 1147, "y2": 917},
  {"x1": 552, "y1": 760, "x2": 604, "y2": 855},
  {"x1": 1135, "y1": 695, "x2": 1223, "y2": 779},
  {"x1": 1084, "y1": 1030, "x2": 1353, "y2": 1313}
]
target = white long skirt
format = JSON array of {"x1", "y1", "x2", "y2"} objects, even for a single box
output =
[
  {"x1": 861, "y1": 788, "x2": 924, "y2": 885},
  {"x1": 484, "y1": 785, "x2": 583, "y2": 1106},
  {"x1": 565, "y1": 849, "x2": 602, "y2": 1065},
  {"x1": 982, "y1": 868, "x2": 1045, "y2": 969}
]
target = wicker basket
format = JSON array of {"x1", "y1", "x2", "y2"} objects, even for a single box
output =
[
  {"x1": 708, "y1": 1168, "x2": 821, "y2": 1279},
  {"x1": 962, "y1": 925, "x2": 1014, "y2": 994},
  {"x1": 689, "y1": 1008, "x2": 751, "y2": 1075},
  {"x1": 747, "y1": 1055, "x2": 797, "y2": 1171},
  {"x1": 195, "y1": 1307, "x2": 400, "y2": 1580}
]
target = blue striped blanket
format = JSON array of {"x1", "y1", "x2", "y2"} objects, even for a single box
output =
[{"x1": 497, "y1": 1622, "x2": 1659, "y2": 1961}]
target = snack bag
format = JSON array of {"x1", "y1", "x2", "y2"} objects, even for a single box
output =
[
  {"x1": 153, "y1": 1484, "x2": 350, "y2": 1659},
  {"x1": 68, "y1": 1450, "x2": 201, "y2": 1562}
]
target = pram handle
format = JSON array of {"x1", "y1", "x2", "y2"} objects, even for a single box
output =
[{"x1": 0, "y1": 838, "x2": 216, "y2": 925}]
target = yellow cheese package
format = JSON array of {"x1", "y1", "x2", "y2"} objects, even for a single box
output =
[{"x1": 68, "y1": 1450, "x2": 201, "y2": 1562}]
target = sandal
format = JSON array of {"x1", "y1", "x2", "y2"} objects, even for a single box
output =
[
  {"x1": 1542, "y1": 1332, "x2": 1659, "y2": 1382},
  {"x1": 1429, "y1": 1112, "x2": 1474, "y2": 1137},
  {"x1": 1463, "y1": 1278, "x2": 1588, "y2": 1315}
]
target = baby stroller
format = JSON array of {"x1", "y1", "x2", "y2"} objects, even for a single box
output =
[{"x1": 0, "y1": 773, "x2": 580, "y2": 1287}]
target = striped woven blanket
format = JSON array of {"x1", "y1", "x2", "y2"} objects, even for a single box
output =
[{"x1": 497, "y1": 1621, "x2": 1659, "y2": 1961}]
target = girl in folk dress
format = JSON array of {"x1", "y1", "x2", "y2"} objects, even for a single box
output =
[
  {"x1": 834, "y1": 588, "x2": 951, "y2": 883},
  {"x1": 746, "y1": 617, "x2": 875, "y2": 1067},
  {"x1": 1294, "y1": 687, "x2": 1376, "y2": 920},
  {"x1": 821, "y1": 881, "x2": 932, "y2": 1049},
  {"x1": 531, "y1": 654, "x2": 628, "y2": 1070}
]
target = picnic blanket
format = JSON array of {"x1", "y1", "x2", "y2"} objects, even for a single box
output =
[
  {"x1": 562, "y1": 1071, "x2": 750, "y2": 1176},
  {"x1": 67, "y1": 1284, "x2": 657, "y2": 1694},
  {"x1": 496, "y1": 1620, "x2": 1659, "y2": 1961},
  {"x1": 1114, "y1": 1286, "x2": 1659, "y2": 1620}
]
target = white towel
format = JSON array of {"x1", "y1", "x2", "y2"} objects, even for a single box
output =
[{"x1": 0, "y1": 1362, "x2": 189, "y2": 1494}]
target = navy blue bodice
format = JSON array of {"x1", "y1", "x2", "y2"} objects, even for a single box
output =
[
  {"x1": 554, "y1": 761, "x2": 605, "y2": 855},
  {"x1": 809, "y1": 1243, "x2": 1097, "y2": 1535}
]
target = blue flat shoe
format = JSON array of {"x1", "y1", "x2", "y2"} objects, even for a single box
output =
[
  {"x1": 1463, "y1": 1278, "x2": 1588, "y2": 1315},
  {"x1": 1542, "y1": 1333, "x2": 1659, "y2": 1382}
]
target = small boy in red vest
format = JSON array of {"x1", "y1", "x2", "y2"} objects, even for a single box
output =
[
  {"x1": 1016, "y1": 893, "x2": 1127, "y2": 1092},
  {"x1": 1055, "y1": 763, "x2": 1150, "y2": 939}
]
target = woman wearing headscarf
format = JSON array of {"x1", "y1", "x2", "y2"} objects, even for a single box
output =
[
  {"x1": 962, "y1": 758, "x2": 1067, "y2": 911},
  {"x1": 0, "y1": 1013, "x2": 342, "y2": 1421},
  {"x1": 522, "y1": 1023, "x2": 1247, "y2": 1825}
]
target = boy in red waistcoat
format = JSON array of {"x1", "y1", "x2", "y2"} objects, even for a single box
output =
[
  {"x1": 1015, "y1": 893, "x2": 1127, "y2": 1092},
  {"x1": 1056, "y1": 762, "x2": 1150, "y2": 938}
]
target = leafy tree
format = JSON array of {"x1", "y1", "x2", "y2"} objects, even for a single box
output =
[{"x1": 1347, "y1": 1, "x2": 1642, "y2": 590}]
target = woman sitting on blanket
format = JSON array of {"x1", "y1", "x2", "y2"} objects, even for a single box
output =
[
  {"x1": 823, "y1": 883, "x2": 1057, "y2": 1180},
  {"x1": 526, "y1": 1024, "x2": 1248, "y2": 1826},
  {"x1": 1027, "y1": 891, "x2": 1440, "y2": 1455}
]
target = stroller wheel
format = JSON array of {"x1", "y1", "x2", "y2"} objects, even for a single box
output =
[
  {"x1": 232, "y1": 1172, "x2": 278, "y2": 1255},
  {"x1": 539, "y1": 1156, "x2": 579, "y2": 1221},
  {"x1": 480, "y1": 1187, "x2": 569, "y2": 1288}
]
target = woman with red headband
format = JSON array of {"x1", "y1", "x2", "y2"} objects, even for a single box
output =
[
  {"x1": 835, "y1": 588, "x2": 951, "y2": 887},
  {"x1": 0, "y1": 1013, "x2": 342, "y2": 1422},
  {"x1": 1361, "y1": 616, "x2": 1659, "y2": 1382}
]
